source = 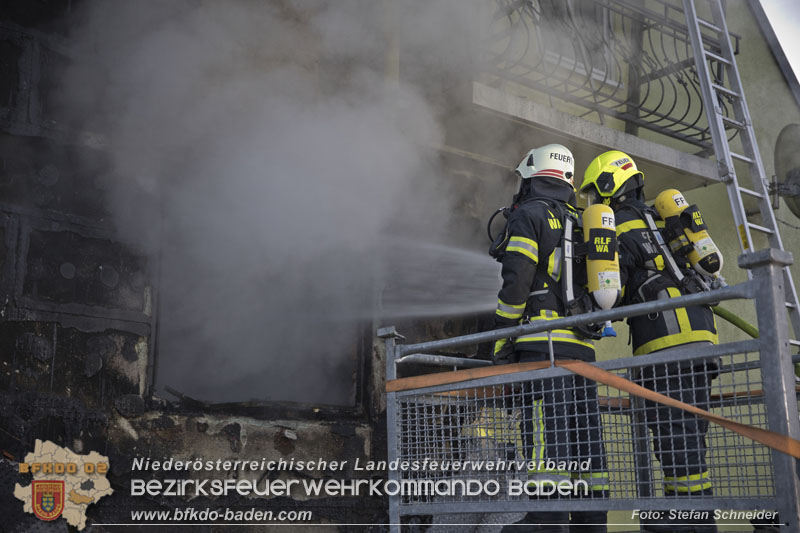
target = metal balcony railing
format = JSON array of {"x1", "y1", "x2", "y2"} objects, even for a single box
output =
[
  {"x1": 381, "y1": 249, "x2": 800, "y2": 531},
  {"x1": 484, "y1": 0, "x2": 743, "y2": 150}
]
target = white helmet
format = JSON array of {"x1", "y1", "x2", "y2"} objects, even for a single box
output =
[{"x1": 515, "y1": 144, "x2": 575, "y2": 187}]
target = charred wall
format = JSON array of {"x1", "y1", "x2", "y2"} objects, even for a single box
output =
[
  {"x1": 0, "y1": 4, "x2": 158, "y2": 527},
  {"x1": 0, "y1": 6, "x2": 152, "y2": 446},
  {"x1": 0, "y1": 3, "x2": 394, "y2": 528}
]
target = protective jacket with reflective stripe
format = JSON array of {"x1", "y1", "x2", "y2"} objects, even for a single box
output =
[
  {"x1": 494, "y1": 179, "x2": 594, "y2": 361},
  {"x1": 615, "y1": 199, "x2": 718, "y2": 355}
]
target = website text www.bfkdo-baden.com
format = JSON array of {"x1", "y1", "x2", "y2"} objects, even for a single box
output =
[{"x1": 129, "y1": 507, "x2": 313, "y2": 524}]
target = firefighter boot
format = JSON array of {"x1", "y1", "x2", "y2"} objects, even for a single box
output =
[
  {"x1": 500, "y1": 512, "x2": 569, "y2": 532},
  {"x1": 569, "y1": 510, "x2": 607, "y2": 532}
]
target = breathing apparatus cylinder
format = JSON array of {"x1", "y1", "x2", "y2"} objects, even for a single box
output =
[
  {"x1": 654, "y1": 189, "x2": 723, "y2": 278},
  {"x1": 582, "y1": 204, "x2": 621, "y2": 337}
]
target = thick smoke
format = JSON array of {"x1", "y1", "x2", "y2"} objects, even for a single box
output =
[{"x1": 60, "y1": 0, "x2": 492, "y2": 404}]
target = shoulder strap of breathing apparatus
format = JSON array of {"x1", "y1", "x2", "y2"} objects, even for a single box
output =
[
  {"x1": 561, "y1": 210, "x2": 604, "y2": 340},
  {"x1": 630, "y1": 204, "x2": 710, "y2": 296},
  {"x1": 528, "y1": 200, "x2": 603, "y2": 340}
]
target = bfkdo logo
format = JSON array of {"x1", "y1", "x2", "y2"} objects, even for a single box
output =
[
  {"x1": 32, "y1": 480, "x2": 66, "y2": 521},
  {"x1": 14, "y1": 440, "x2": 114, "y2": 530}
]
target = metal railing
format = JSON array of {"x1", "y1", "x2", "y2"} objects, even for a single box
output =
[
  {"x1": 381, "y1": 249, "x2": 800, "y2": 531},
  {"x1": 484, "y1": 0, "x2": 743, "y2": 149}
]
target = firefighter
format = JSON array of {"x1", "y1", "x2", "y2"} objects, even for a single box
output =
[
  {"x1": 579, "y1": 150, "x2": 718, "y2": 533},
  {"x1": 494, "y1": 144, "x2": 608, "y2": 533}
]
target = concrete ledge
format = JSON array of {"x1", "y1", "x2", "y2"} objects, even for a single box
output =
[{"x1": 472, "y1": 81, "x2": 719, "y2": 197}]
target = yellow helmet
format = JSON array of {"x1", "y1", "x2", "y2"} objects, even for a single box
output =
[{"x1": 579, "y1": 150, "x2": 644, "y2": 205}]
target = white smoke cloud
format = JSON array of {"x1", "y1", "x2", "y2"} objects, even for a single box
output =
[{"x1": 59, "y1": 0, "x2": 493, "y2": 404}]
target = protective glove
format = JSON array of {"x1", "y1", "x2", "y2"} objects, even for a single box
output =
[{"x1": 492, "y1": 338, "x2": 515, "y2": 365}]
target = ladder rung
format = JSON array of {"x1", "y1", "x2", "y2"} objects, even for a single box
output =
[
  {"x1": 722, "y1": 115, "x2": 746, "y2": 129},
  {"x1": 789, "y1": 339, "x2": 800, "y2": 347},
  {"x1": 704, "y1": 50, "x2": 732, "y2": 65},
  {"x1": 738, "y1": 187, "x2": 763, "y2": 199},
  {"x1": 747, "y1": 222, "x2": 774, "y2": 235},
  {"x1": 788, "y1": 302, "x2": 797, "y2": 310},
  {"x1": 730, "y1": 152, "x2": 754, "y2": 164},
  {"x1": 697, "y1": 18, "x2": 722, "y2": 33},
  {"x1": 711, "y1": 83, "x2": 740, "y2": 99}
]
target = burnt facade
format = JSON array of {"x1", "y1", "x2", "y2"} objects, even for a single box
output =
[{"x1": 0, "y1": 2, "x2": 393, "y2": 529}]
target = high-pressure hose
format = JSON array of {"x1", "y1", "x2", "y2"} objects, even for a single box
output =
[
  {"x1": 712, "y1": 305, "x2": 800, "y2": 378},
  {"x1": 487, "y1": 206, "x2": 509, "y2": 242},
  {"x1": 711, "y1": 305, "x2": 759, "y2": 339},
  {"x1": 487, "y1": 207, "x2": 512, "y2": 261}
]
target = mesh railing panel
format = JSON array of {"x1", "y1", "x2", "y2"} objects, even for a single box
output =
[{"x1": 393, "y1": 350, "x2": 775, "y2": 508}]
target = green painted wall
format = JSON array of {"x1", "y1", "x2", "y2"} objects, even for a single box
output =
[{"x1": 594, "y1": 3, "x2": 800, "y2": 363}]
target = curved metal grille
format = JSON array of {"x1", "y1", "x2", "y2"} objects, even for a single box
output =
[{"x1": 484, "y1": 0, "x2": 742, "y2": 150}]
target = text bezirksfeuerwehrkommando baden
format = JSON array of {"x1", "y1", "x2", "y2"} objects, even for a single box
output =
[{"x1": 131, "y1": 477, "x2": 591, "y2": 498}]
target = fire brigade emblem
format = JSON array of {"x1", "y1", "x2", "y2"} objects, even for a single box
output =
[
  {"x1": 14, "y1": 440, "x2": 113, "y2": 530},
  {"x1": 32, "y1": 480, "x2": 65, "y2": 521}
]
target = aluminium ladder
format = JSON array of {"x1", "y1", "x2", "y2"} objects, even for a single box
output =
[{"x1": 682, "y1": 0, "x2": 800, "y2": 347}]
